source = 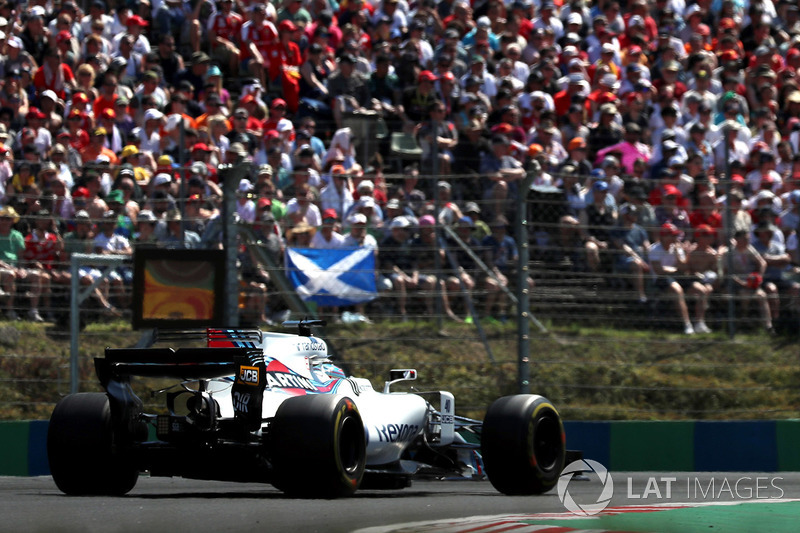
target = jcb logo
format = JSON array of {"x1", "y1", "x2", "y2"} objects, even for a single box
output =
[{"x1": 238, "y1": 366, "x2": 259, "y2": 385}]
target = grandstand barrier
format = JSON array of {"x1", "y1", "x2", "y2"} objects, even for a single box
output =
[{"x1": 4, "y1": 419, "x2": 800, "y2": 476}]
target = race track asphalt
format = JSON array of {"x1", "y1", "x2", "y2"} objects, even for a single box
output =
[{"x1": 2, "y1": 472, "x2": 799, "y2": 533}]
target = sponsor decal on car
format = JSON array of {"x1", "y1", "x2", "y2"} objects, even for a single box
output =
[
  {"x1": 237, "y1": 365, "x2": 260, "y2": 386},
  {"x1": 372, "y1": 423, "x2": 420, "y2": 443},
  {"x1": 266, "y1": 371, "x2": 317, "y2": 391}
]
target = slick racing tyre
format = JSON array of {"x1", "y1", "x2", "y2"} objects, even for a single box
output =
[
  {"x1": 48, "y1": 393, "x2": 139, "y2": 495},
  {"x1": 481, "y1": 394, "x2": 565, "y2": 495},
  {"x1": 270, "y1": 395, "x2": 366, "y2": 498}
]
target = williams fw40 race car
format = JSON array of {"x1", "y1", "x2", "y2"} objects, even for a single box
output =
[{"x1": 48, "y1": 320, "x2": 566, "y2": 498}]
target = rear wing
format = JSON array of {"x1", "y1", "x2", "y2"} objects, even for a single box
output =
[{"x1": 97, "y1": 346, "x2": 262, "y2": 382}]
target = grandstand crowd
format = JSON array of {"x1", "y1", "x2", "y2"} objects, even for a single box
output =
[{"x1": 1, "y1": 0, "x2": 800, "y2": 332}]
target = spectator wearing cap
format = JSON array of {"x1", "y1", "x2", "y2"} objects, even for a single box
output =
[
  {"x1": 98, "y1": 107, "x2": 124, "y2": 155},
  {"x1": 410, "y1": 214, "x2": 462, "y2": 321},
  {"x1": 311, "y1": 208, "x2": 346, "y2": 249},
  {"x1": 684, "y1": 122, "x2": 714, "y2": 171},
  {"x1": 37, "y1": 90, "x2": 62, "y2": 130},
  {"x1": 233, "y1": 178, "x2": 257, "y2": 224},
  {"x1": 136, "y1": 107, "x2": 164, "y2": 156},
  {"x1": 713, "y1": 120, "x2": 750, "y2": 171},
  {"x1": 320, "y1": 164, "x2": 354, "y2": 221},
  {"x1": 533, "y1": 2, "x2": 564, "y2": 41},
  {"x1": 265, "y1": 20, "x2": 303, "y2": 113},
  {"x1": 103, "y1": 188, "x2": 134, "y2": 238},
  {"x1": 430, "y1": 180, "x2": 463, "y2": 227},
  {"x1": 587, "y1": 101, "x2": 624, "y2": 161},
  {"x1": 20, "y1": 9, "x2": 50, "y2": 67},
  {"x1": 93, "y1": 208, "x2": 133, "y2": 308},
  {"x1": 460, "y1": 52, "x2": 497, "y2": 100},
  {"x1": 687, "y1": 223, "x2": 721, "y2": 289},
  {"x1": 481, "y1": 215, "x2": 530, "y2": 319},
  {"x1": 161, "y1": 209, "x2": 202, "y2": 249},
  {"x1": 681, "y1": 67, "x2": 717, "y2": 116},
  {"x1": 20, "y1": 106, "x2": 52, "y2": 157},
  {"x1": 63, "y1": 208, "x2": 120, "y2": 314},
  {"x1": 112, "y1": 168, "x2": 141, "y2": 220},
  {"x1": 580, "y1": 180, "x2": 618, "y2": 272},
  {"x1": 554, "y1": 72, "x2": 587, "y2": 118},
  {"x1": 655, "y1": 183, "x2": 691, "y2": 233},
  {"x1": 79, "y1": 0, "x2": 113, "y2": 41},
  {"x1": 648, "y1": 222, "x2": 710, "y2": 335},
  {"x1": 560, "y1": 137, "x2": 593, "y2": 178},
  {"x1": 112, "y1": 14, "x2": 150, "y2": 57},
  {"x1": 745, "y1": 151, "x2": 783, "y2": 194},
  {"x1": 480, "y1": 134, "x2": 524, "y2": 218}
]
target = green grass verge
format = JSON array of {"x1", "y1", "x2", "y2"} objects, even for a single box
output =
[{"x1": 0, "y1": 319, "x2": 797, "y2": 421}]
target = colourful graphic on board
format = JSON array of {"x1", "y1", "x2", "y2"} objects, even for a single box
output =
[{"x1": 141, "y1": 259, "x2": 216, "y2": 320}]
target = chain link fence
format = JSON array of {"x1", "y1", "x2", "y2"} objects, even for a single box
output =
[{"x1": 1, "y1": 169, "x2": 798, "y2": 420}]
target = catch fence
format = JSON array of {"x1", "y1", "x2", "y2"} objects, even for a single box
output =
[{"x1": 0, "y1": 170, "x2": 798, "y2": 421}]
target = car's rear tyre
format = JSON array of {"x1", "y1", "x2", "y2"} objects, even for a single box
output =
[
  {"x1": 48, "y1": 393, "x2": 139, "y2": 495},
  {"x1": 270, "y1": 395, "x2": 366, "y2": 498},
  {"x1": 481, "y1": 394, "x2": 565, "y2": 495}
]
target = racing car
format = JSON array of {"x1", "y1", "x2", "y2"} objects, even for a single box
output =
[{"x1": 47, "y1": 320, "x2": 566, "y2": 498}]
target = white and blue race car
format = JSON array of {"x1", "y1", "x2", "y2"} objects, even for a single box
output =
[{"x1": 47, "y1": 320, "x2": 566, "y2": 498}]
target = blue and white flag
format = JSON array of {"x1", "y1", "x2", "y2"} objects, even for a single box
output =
[{"x1": 285, "y1": 247, "x2": 377, "y2": 307}]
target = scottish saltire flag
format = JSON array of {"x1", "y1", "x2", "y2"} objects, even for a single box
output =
[{"x1": 285, "y1": 247, "x2": 377, "y2": 306}]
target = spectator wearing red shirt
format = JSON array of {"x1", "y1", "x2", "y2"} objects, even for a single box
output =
[
  {"x1": 240, "y1": 3, "x2": 279, "y2": 89},
  {"x1": 92, "y1": 71, "x2": 119, "y2": 119},
  {"x1": 32, "y1": 47, "x2": 75, "y2": 101},
  {"x1": 22, "y1": 209, "x2": 62, "y2": 322},
  {"x1": 268, "y1": 20, "x2": 303, "y2": 113},
  {"x1": 207, "y1": 0, "x2": 243, "y2": 75}
]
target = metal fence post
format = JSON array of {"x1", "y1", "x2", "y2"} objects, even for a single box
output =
[{"x1": 517, "y1": 165, "x2": 537, "y2": 394}]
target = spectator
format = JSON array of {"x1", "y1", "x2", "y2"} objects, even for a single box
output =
[
  {"x1": 320, "y1": 165, "x2": 354, "y2": 221},
  {"x1": 63, "y1": 209, "x2": 118, "y2": 314},
  {"x1": 479, "y1": 134, "x2": 524, "y2": 218},
  {"x1": 0, "y1": 205, "x2": 24, "y2": 320},
  {"x1": 379, "y1": 216, "x2": 417, "y2": 318},
  {"x1": 411, "y1": 215, "x2": 460, "y2": 321},
  {"x1": 612, "y1": 203, "x2": 650, "y2": 303},
  {"x1": 311, "y1": 209, "x2": 345, "y2": 249},
  {"x1": 648, "y1": 223, "x2": 711, "y2": 335},
  {"x1": 93, "y1": 210, "x2": 133, "y2": 308},
  {"x1": 481, "y1": 215, "x2": 531, "y2": 320},
  {"x1": 752, "y1": 221, "x2": 800, "y2": 325},
  {"x1": 721, "y1": 229, "x2": 774, "y2": 334},
  {"x1": 580, "y1": 180, "x2": 617, "y2": 273}
]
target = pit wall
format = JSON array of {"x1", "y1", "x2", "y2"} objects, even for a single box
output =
[{"x1": 2, "y1": 420, "x2": 799, "y2": 476}]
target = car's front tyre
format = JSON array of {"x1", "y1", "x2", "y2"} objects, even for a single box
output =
[{"x1": 481, "y1": 394, "x2": 565, "y2": 495}]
